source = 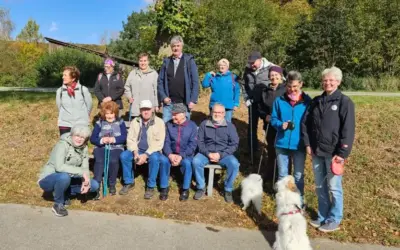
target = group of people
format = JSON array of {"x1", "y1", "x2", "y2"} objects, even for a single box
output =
[{"x1": 38, "y1": 35, "x2": 355, "y2": 233}]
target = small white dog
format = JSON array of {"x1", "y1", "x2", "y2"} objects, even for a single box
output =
[
  {"x1": 241, "y1": 174, "x2": 263, "y2": 215},
  {"x1": 273, "y1": 176, "x2": 312, "y2": 250}
]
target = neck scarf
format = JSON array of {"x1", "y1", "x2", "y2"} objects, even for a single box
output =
[
  {"x1": 67, "y1": 82, "x2": 77, "y2": 97},
  {"x1": 288, "y1": 92, "x2": 302, "y2": 106}
]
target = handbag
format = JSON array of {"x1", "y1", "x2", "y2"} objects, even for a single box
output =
[{"x1": 331, "y1": 157, "x2": 345, "y2": 175}]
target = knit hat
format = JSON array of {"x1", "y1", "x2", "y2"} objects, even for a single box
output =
[
  {"x1": 104, "y1": 58, "x2": 115, "y2": 67},
  {"x1": 269, "y1": 66, "x2": 283, "y2": 75},
  {"x1": 171, "y1": 103, "x2": 187, "y2": 114}
]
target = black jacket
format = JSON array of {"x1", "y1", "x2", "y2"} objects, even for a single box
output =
[
  {"x1": 301, "y1": 90, "x2": 355, "y2": 158},
  {"x1": 94, "y1": 72, "x2": 125, "y2": 109},
  {"x1": 256, "y1": 83, "x2": 286, "y2": 120}
]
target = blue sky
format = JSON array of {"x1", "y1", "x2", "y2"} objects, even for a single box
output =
[{"x1": 1, "y1": 0, "x2": 153, "y2": 44}]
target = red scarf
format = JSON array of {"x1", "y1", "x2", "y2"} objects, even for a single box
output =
[
  {"x1": 288, "y1": 92, "x2": 302, "y2": 106},
  {"x1": 67, "y1": 82, "x2": 77, "y2": 97}
]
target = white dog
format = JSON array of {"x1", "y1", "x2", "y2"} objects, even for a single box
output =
[
  {"x1": 241, "y1": 174, "x2": 263, "y2": 215},
  {"x1": 273, "y1": 176, "x2": 312, "y2": 250}
]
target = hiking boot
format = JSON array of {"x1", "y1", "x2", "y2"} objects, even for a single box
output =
[
  {"x1": 194, "y1": 189, "x2": 205, "y2": 200},
  {"x1": 144, "y1": 187, "x2": 155, "y2": 199},
  {"x1": 179, "y1": 189, "x2": 189, "y2": 201},
  {"x1": 52, "y1": 203, "x2": 68, "y2": 217},
  {"x1": 159, "y1": 188, "x2": 169, "y2": 201},
  {"x1": 224, "y1": 191, "x2": 233, "y2": 203},
  {"x1": 109, "y1": 185, "x2": 116, "y2": 196},
  {"x1": 318, "y1": 220, "x2": 340, "y2": 233},
  {"x1": 309, "y1": 219, "x2": 322, "y2": 228},
  {"x1": 119, "y1": 183, "x2": 135, "y2": 195}
]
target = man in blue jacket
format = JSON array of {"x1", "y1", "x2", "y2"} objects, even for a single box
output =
[
  {"x1": 192, "y1": 103, "x2": 240, "y2": 203},
  {"x1": 160, "y1": 103, "x2": 198, "y2": 201},
  {"x1": 158, "y1": 35, "x2": 199, "y2": 122}
]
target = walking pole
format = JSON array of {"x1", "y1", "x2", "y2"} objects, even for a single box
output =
[
  {"x1": 103, "y1": 144, "x2": 111, "y2": 197},
  {"x1": 257, "y1": 124, "x2": 269, "y2": 174},
  {"x1": 128, "y1": 103, "x2": 132, "y2": 122},
  {"x1": 249, "y1": 104, "x2": 254, "y2": 167}
]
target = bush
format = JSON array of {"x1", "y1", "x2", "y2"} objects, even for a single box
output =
[{"x1": 35, "y1": 48, "x2": 103, "y2": 88}]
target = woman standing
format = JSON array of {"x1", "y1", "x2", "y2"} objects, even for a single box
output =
[
  {"x1": 201, "y1": 58, "x2": 240, "y2": 122},
  {"x1": 124, "y1": 53, "x2": 159, "y2": 119},
  {"x1": 270, "y1": 71, "x2": 311, "y2": 204},
  {"x1": 56, "y1": 66, "x2": 92, "y2": 136}
]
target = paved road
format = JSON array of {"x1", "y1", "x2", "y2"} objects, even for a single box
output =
[
  {"x1": 0, "y1": 204, "x2": 398, "y2": 250},
  {"x1": 1, "y1": 87, "x2": 400, "y2": 97}
]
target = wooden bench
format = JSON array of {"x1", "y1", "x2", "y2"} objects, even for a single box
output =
[{"x1": 204, "y1": 164, "x2": 224, "y2": 197}]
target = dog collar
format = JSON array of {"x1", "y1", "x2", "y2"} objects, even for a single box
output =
[{"x1": 280, "y1": 209, "x2": 301, "y2": 216}]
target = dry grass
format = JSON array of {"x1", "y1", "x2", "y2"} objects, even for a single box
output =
[{"x1": 0, "y1": 92, "x2": 399, "y2": 246}]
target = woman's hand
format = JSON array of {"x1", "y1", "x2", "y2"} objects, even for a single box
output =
[
  {"x1": 210, "y1": 71, "x2": 216, "y2": 77},
  {"x1": 282, "y1": 122, "x2": 289, "y2": 130},
  {"x1": 129, "y1": 98, "x2": 134, "y2": 104},
  {"x1": 306, "y1": 146, "x2": 312, "y2": 156}
]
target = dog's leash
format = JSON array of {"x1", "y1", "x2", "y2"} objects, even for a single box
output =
[{"x1": 257, "y1": 124, "x2": 269, "y2": 175}]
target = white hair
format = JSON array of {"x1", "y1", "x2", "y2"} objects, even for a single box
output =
[
  {"x1": 217, "y1": 58, "x2": 230, "y2": 68},
  {"x1": 170, "y1": 35, "x2": 184, "y2": 46},
  {"x1": 322, "y1": 66, "x2": 342, "y2": 82},
  {"x1": 212, "y1": 103, "x2": 226, "y2": 112},
  {"x1": 70, "y1": 125, "x2": 91, "y2": 139}
]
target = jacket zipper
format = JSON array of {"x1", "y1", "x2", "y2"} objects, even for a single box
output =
[
  {"x1": 107, "y1": 74, "x2": 110, "y2": 96},
  {"x1": 176, "y1": 125, "x2": 181, "y2": 153}
]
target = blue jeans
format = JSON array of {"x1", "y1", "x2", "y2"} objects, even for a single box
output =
[
  {"x1": 192, "y1": 153, "x2": 240, "y2": 192},
  {"x1": 312, "y1": 155, "x2": 343, "y2": 224},
  {"x1": 120, "y1": 150, "x2": 169, "y2": 188},
  {"x1": 276, "y1": 147, "x2": 306, "y2": 202},
  {"x1": 39, "y1": 173, "x2": 99, "y2": 204},
  {"x1": 163, "y1": 103, "x2": 191, "y2": 122},
  {"x1": 160, "y1": 155, "x2": 193, "y2": 190}
]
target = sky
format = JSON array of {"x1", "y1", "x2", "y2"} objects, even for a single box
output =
[{"x1": 1, "y1": 0, "x2": 154, "y2": 44}]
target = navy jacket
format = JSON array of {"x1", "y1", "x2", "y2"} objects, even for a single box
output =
[
  {"x1": 158, "y1": 53, "x2": 199, "y2": 105},
  {"x1": 90, "y1": 118, "x2": 127, "y2": 150},
  {"x1": 197, "y1": 119, "x2": 239, "y2": 159},
  {"x1": 163, "y1": 120, "x2": 198, "y2": 158},
  {"x1": 301, "y1": 90, "x2": 355, "y2": 158},
  {"x1": 271, "y1": 92, "x2": 312, "y2": 150},
  {"x1": 94, "y1": 72, "x2": 125, "y2": 109}
]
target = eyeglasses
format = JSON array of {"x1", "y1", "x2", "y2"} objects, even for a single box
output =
[{"x1": 213, "y1": 111, "x2": 225, "y2": 114}]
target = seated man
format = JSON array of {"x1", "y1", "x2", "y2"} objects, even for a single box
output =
[
  {"x1": 160, "y1": 103, "x2": 198, "y2": 201},
  {"x1": 119, "y1": 100, "x2": 166, "y2": 200},
  {"x1": 192, "y1": 103, "x2": 240, "y2": 203}
]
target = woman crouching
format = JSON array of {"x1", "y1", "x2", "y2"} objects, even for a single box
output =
[
  {"x1": 38, "y1": 125, "x2": 99, "y2": 217},
  {"x1": 90, "y1": 101, "x2": 127, "y2": 197}
]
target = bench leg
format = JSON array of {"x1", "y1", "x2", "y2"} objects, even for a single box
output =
[{"x1": 207, "y1": 168, "x2": 214, "y2": 197}]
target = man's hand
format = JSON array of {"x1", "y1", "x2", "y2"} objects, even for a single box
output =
[
  {"x1": 136, "y1": 154, "x2": 148, "y2": 165},
  {"x1": 129, "y1": 98, "x2": 134, "y2": 104},
  {"x1": 282, "y1": 122, "x2": 289, "y2": 130},
  {"x1": 155, "y1": 107, "x2": 160, "y2": 112},
  {"x1": 208, "y1": 153, "x2": 220, "y2": 163},
  {"x1": 265, "y1": 115, "x2": 271, "y2": 123},
  {"x1": 164, "y1": 97, "x2": 171, "y2": 105},
  {"x1": 245, "y1": 99, "x2": 252, "y2": 107},
  {"x1": 188, "y1": 102, "x2": 195, "y2": 110},
  {"x1": 174, "y1": 155, "x2": 182, "y2": 166},
  {"x1": 103, "y1": 97, "x2": 112, "y2": 103},
  {"x1": 333, "y1": 155, "x2": 344, "y2": 163},
  {"x1": 306, "y1": 146, "x2": 312, "y2": 156}
]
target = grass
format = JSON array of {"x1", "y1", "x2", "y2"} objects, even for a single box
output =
[{"x1": 0, "y1": 91, "x2": 399, "y2": 246}]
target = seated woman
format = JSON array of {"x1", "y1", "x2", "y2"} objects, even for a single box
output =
[
  {"x1": 38, "y1": 125, "x2": 99, "y2": 217},
  {"x1": 90, "y1": 101, "x2": 127, "y2": 197},
  {"x1": 201, "y1": 58, "x2": 240, "y2": 122}
]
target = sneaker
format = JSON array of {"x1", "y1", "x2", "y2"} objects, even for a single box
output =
[
  {"x1": 109, "y1": 185, "x2": 116, "y2": 196},
  {"x1": 119, "y1": 183, "x2": 135, "y2": 195},
  {"x1": 144, "y1": 187, "x2": 155, "y2": 199},
  {"x1": 318, "y1": 220, "x2": 340, "y2": 233},
  {"x1": 93, "y1": 190, "x2": 101, "y2": 200},
  {"x1": 159, "y1": 188, "x2": 169, "y2": 201},
  {"x1": 64, "y1": 198, "x2": 71, "y2": 207},
  {"x1": 52, "y1": 203, "x2": 68, "y2": 217},
  {"x1": 309, "y1": 219, "x2": 322, "y2": 228},
  {"x1": 224, "y1": 191, "x2": 233, "y2": 203},
  {"x1": 179, "y1": 189, "x2": 189, "y2": 201},
  {"x1": 193, "y1": 189, "x2": 205, "y2": 200}
]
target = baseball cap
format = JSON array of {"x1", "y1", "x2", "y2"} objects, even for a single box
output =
[
  {"x1": 248, "y1": 51, "x2": 262, "y2": 64},
  {"x1": 139, "y1": 100, "x2": 152, "y2": 109}
]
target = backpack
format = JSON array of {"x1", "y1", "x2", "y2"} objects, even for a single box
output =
[{"x1": 59, "y1": 85, "x2": 88, "y2": 109}]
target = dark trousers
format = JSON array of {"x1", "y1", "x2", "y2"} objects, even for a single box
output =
[
  {"x1": 93, "y1": 147, "x2": 123, "y2": 186},
  {"x1": 264, "y1": 125, "x2": 277, "y2": 181},
  {"x1": 59, "y1": 127, "x2": 71, "y2": 136},
  {"x1": 248, "y1": 104, "x2": 265, "y2": 151}
]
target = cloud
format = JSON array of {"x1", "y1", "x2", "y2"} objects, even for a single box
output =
[{"x1": 49, "y1": 22, "x2": 58, "y2": 32}]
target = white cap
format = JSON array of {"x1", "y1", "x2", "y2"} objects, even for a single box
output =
[{"x1": 139, "y1": 100, "x2": 153, "y2": 109}]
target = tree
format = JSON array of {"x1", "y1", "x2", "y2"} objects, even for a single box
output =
[
  {"x1": 0, "y1": 8, "x2": 14, "y2": 40},
  {"x1": 16, "y1": 18, "x2": 43, "y2": 43}
]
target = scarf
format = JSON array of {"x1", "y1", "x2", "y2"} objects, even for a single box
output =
[
  {"x1": 67, "y1": 82, "x2": 77, "y2": 97},
  {"x1": 288, "y1": 92, "x2": 302, "y2": 107}
]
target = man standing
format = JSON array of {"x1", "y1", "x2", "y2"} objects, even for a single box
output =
[
  {"x1": 243, "y1": 51, "x2": 276, "y2": 152},
  {"x1": 158, "y1": 35, "x2": 199, "y2": 122},
  {"x1": 160, "y1": 103, "x2": 198, "y2": 201},
  {"x1": 119, "y1": 100, "x2": 167, "y2": 200},
  {"x1": 192, "y1": 103, "x2": 240, "y2": 203}
]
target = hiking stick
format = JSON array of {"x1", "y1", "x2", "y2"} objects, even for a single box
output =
[
  {"x1": 249, "y1": 104, "x2": 254, "y2": 166},
  {"x1": 103, "y1": 144, "x2": 111, "y2": 197},
  {"x1": 257, "y1": 124, "x2": 269, "y2": 174}
]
